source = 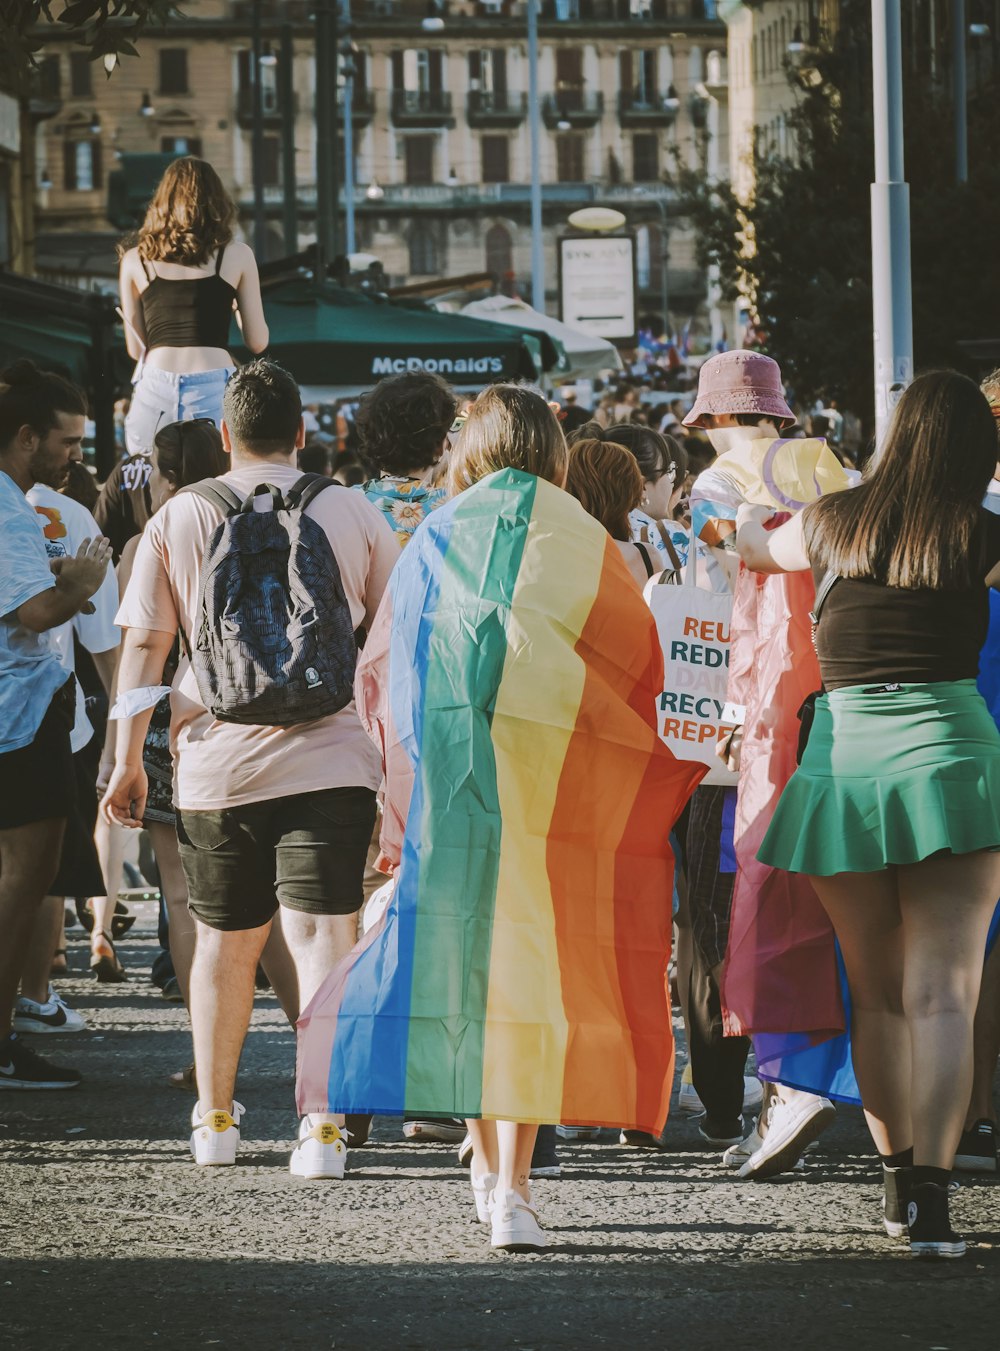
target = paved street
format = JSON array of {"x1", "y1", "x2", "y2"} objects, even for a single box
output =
[{"x1": 3, "y1": 908, "x2": 998, "y2": 1351}]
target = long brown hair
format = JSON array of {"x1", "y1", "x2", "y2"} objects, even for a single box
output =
[
  {"x1": 565, "y1": 438, "x2": 642, "y2": 541},
  {"x1": 154, "y1": 419, "x2": 227, "y2": 488},
  {"x1": 122, "y1": 157, "x2": 236, "y2": 266},
  {"x1": 806, "y1": 370, "x2": 998, "y2": 589},
  {"x1": 449, "y1": 384, "x2": 567, "y2": 493}
]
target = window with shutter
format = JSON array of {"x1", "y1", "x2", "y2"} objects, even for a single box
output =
[
  {"x1": 408, "y1": 222, "x2": 440, "y2": 276},
  {"x1": 69, "y1": 52, "x2": 92, "y2": 98},
  {"x1": 428, "y1": 49, "x2": 443, "y2": 91},
  {"x1": 485, "y1": 223, "x2": 513, "y2": 281},
  {"x1": 632, "y1": 133, "x2": 659, "y2": 181},
  {"x1": 75, "y1": 141, "x2": 94, "y2": 192},
  {"x1": 63, "y1": 139, "x2": 77, "y2": 191},
  {"x1": 556, "y1": 134, "x2": 584, "y2": 182},
  {"x1": 404, "y1": 136, "x2": 435, "y2": 185},
  {"x1": 619, "y1": 50, "x2": 633, "y2": 98},
  {"x1": 262, "y1": 136, "x2": 281, "y2": 187},
  {"x1": 159, "y1": 49, "x2": 189, "y2": 95},
  {"x1": 39, "y1": 56, "x2": 61, "y2": 100},
  {"x1": 481, "y1": 136, "x2": 509, "y2": 184}
]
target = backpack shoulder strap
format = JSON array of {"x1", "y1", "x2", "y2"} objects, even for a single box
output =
[
  {"x1": 178, "y1": 479, "x2": 244, "y2": 516},
  {"x1": 287, "y1": 473, "x2": 339, "y2": 512},
  {"x1": 809, "y1": 569, "x2": 840, "y2": 625}
]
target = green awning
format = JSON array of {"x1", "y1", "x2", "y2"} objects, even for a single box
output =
[
  {"x1": 234, "y1": 279, "x2": 546, "y2": 388},
  {"x1": 107, "y1": 153, "x2": 183, "y2": 230}
]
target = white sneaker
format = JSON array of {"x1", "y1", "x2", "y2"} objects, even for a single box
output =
[
  {"x1": 471, "y1": 1168, "x2": 499, "y2": 1223},
  {"x1": 289, "y1": 1117, "x2": 349, "y2": 1180},
  {"x1": 490, "y1": 1187, "x2": 547, "y2": 1252},
  {"x1": 722, "y1": 1119, "x2": 806, "y2": 1171},
  {"x1": 555, "y1": 1124, "x2": 602, "y2": 1141},
  {"x1": 190, "y1": 1100, "x2": 245, "y2": 1167},
  {"x1": 12, "y1": 989, "x2": 87, "y2": 1035},
  {"x1": 679, "y1": 1072, "x2": 763, "y2": 1117},
  {"x1": 737, "y1": 1092, "x2": 835, "y2": 1180}
]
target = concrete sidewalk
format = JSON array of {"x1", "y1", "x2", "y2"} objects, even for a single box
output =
[{"x1": 2, "y1": 913, "x2": 998, "y2": 1351}]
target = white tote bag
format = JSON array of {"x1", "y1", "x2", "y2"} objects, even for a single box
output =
[{"x1": 645, "y1": 534, "x2": 739, "y2": 788}]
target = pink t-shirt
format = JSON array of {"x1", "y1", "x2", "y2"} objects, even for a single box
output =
[{"x1": 117, "y1": 462, "x2": 399, "y2": 811}]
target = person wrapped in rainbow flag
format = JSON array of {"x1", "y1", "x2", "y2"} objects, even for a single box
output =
[{"x1": 297, "y1": 385, "x2": 702, "y2": 1252}]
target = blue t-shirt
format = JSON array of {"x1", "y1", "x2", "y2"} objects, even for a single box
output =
[{"x1": 0, "y1": 469, "x2": 66, "y2": 753}]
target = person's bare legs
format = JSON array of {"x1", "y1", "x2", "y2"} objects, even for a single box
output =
[
  {"x1": 259, "y1": 912, "x2": 299, "y2": 1025},
  {"x1": 967, "y1": 939, "x2": 1000, "y2": 1128},
  {"x1": 897, "y1": 850, "x2": 1000, "y2": 1169},
  {"x1": 276, "y1": 908, "x2": 359, "y2": 1127},
  {"x1": 19, "y1": 896, "x2": 64, "y2": 1004},
  {"x1": 809, "y1": 869, "x2": 910, "y2": 1155},
  {"x1": 189, "y1": 918, "x2": 270, "y2": 1110},
  {"x1": 466, "y1": 1120, "x2": 500, "y2": 1176},
  {"x1": 148, "y1": 821, "x2": 195, "y2": 1004},
  {"x1": 497, "y1": 1121, "x2": 538, "y2": 1203},
  {"x1": 90, "y1": 814, "x2": 126, "y2": 963},
  {"x1": 0, "y1": 819, "x2": 66, "y2": 1039}
]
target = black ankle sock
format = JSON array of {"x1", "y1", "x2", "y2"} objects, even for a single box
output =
[
  {"x1": 880, "y1": 1147, "x2": 913, "y2": 1170},
  {"x1": 912, "y1": 1164, "x2": 950, "y2": 1189}
]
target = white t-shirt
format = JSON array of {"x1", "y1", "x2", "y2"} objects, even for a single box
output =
[{"x1": 27, "y1": 484, "x2": 120, "y2": 752}]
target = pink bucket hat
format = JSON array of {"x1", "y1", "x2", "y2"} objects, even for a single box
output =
[{"x1": 683, "y1": 350, "x2": 795, "y2": 429}]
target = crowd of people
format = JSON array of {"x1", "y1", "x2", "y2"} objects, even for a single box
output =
[{"x1": 2, "y1": 156, "x2": 999, "y2": 1263}]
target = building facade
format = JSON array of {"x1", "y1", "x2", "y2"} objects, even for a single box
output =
[{"x1": 32, "y1": 0, "x2": 727, "y2": 332}]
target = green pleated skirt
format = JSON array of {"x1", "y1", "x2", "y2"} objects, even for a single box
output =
[{"x1": 758, "y1": 679, "x2": 1000, "y2": 876}]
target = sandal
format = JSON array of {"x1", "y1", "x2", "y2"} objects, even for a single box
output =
[
  {"x1": 90, "y1": 930, "x2": 127, "y2": 983},
  {"x1": 168, "y1": 1063, "x2": 197, "y2": 1092},
  {"x1": 76, "y1": 899, "x2": 136, "y2": 940},
  {"x1": 50, "y1": 948, "x2": 68, "y2": 977}
]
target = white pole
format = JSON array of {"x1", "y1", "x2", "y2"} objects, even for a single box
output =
[
  {"x1": 870, "y1": 0, "x2": 913, "y2": 445},
  {"x1": 527, "y1": 0, "x2": 544, "y2": 311}
]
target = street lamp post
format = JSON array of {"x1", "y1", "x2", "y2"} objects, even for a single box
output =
[
  {"x1": 527, "y1": 0, "x2": 544, "y2": 312},
  {"x1": 342, "y1": 32, "x2": 357, "y2": 256},
  {"x1": 954, "y1": 0, "x2": 969, "y2": 183},
  {"x1": 251, "y1": 0, "x2": 267, "y2": 259},
  {"x1": 314, "y1": 0, "x2": 340, "y2": 277},
  {"x1": 279, "y1": 23, "x2": 298, "y2": 256},
  {"x1": 870, "y1": 0, "x2": 913, "y2": 445}
]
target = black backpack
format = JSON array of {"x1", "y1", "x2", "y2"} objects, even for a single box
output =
[{"x1": 181, "y1": 474, "x2": 357, "y2": 726}]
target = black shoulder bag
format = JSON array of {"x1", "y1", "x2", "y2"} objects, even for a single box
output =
[{"x1": 796, "y1": 569, "x2": 839, "y2": 764}]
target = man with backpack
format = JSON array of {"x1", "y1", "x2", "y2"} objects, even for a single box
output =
[{"x1": 102, "y1": 360, "x2": 398, "y2": 1177}]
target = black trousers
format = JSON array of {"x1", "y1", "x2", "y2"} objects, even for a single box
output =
[{"x1": 681, "y1": 786, "x2": 750, "y2": 1128}]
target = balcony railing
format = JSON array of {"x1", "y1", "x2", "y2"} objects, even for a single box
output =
[
  {"x1": 466, "y1": 90, "x2": 528, "y2": 127},
  {"x1": 539, "y1": 0, "x2": 717, "y2": 20},
  {"x1": 541, "y1": 92, "x2": 604, "y2": 129},
  {"x1": 617, "y1": 89, "x2": 680, "y2": 126},
  {"x1": 390, "y1": 89, "x2": 455, "y2": 126},
  {"x1": 339, "y1": 88, "x2": 377, "y2": 125},
  {"x1": 239, "y1": 180, "x2": 673, "y2": 210},
  {"x1": 236, "y1": 86, "x2": 297, "y2": 126}
]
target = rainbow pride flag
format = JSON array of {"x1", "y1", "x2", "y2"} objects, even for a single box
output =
[{"x1": 297, "y1": 468, "x2": 703, "y2": 1132}]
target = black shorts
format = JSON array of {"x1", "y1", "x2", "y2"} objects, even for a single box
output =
[
  {"x1": 0, "y1": 679, "x2": 76, "y2": 831},
  {"x1": 51, "y1": 738, "x2": 106, "y2": 899},
  {"x1": 176, "y1": 786, "x2": 378, "y2": 932}
]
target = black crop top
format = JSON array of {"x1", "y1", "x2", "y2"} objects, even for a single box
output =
[
  {"x1": 138, "y1": 248, "x2": 237, "y2": 351},
  {"x1": 811, "y1": 509, "x2": 1000, "y2": 691}
]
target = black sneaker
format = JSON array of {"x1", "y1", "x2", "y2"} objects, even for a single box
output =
[
  {"x1": 0, "y1": 1034, "x2": 82, "y2": 1090},
  {"x1": 401, "y1": 1116, "x2": 466, "y2": 1143},
  {"x1": 530, "y1": 1125, "x2": 561, "y2": 1178},
  {"x1": 954, "y1": 1119, "x2": 998, "y2": 1174},
  {"x1": 882, "y1": 1164, "x2": 911, "y2": 1239},
  {"x1": 699, "y1": 1116, "x2": 745, "y2": 1148},
  {"x1": 619, "y1": 1129, "x2": 669, "y2": 1151},
  {"x1": 908, "y1": 1182, "x2": 966, "y2": 1259}
]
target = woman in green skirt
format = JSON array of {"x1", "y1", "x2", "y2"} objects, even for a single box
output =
[{"x1": 734, "y1": 370, "x2": 1000, "y2": 1259}]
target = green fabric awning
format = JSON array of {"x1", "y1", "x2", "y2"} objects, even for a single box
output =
[
  {"x1": 234, "y1": 279, "x2": 550, "y2": 388},
  {"x1": 107, "y1": 153, "x2": 182, "y2": 230}
]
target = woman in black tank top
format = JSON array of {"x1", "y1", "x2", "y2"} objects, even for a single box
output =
[
  {"x1": 733, "y1": 371, "x2": 1000, "y2": 1259},
  {"x1": 117, "y1": 157, "x2": 269, "y2": 460}
]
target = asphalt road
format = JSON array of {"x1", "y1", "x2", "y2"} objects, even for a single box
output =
[{"x1": 1, "y1": 907, "x2": 998, "y2": 1351}]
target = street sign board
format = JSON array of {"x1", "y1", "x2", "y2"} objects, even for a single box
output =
[{"x1": 558, "y1": 233, "x2": 636, "y2": 344}]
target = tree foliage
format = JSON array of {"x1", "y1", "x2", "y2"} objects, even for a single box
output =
[
  {"x1": 0, "y1": 1, "x2": 177, "y2": 94},
  {"x1": 671, "y1": 0, "x2": 1000, "y2": 429}
]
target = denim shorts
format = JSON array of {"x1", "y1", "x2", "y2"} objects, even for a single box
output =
[
  {"x1": 176, "y1": 787, "x2": 378, "y2": 932},
  {"x1": 124, "y1": 364, "x2": 235, "y2": 456}
]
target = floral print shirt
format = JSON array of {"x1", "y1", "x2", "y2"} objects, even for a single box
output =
[{"x1": 357, "y1": 476, "x2": 449, "y2": 548}]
